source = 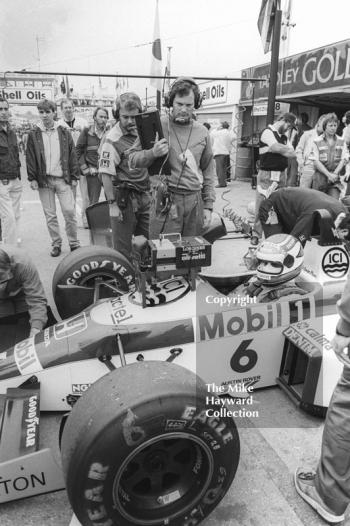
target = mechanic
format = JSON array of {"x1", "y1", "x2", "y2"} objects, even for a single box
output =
[
  {"x1": 294, "y1": 267, "x2": 350, "y2": 524},
  {"x1": 258, "y1": 187, "x2": 350, "y2": 245},
  {"x1": 251, "y1": 112, "x2": 297, "y2": 245},
  {"x1": 98, "y1": 92, "x2": 151, "y2": 259},
  {"x1": 235, "y1": 234, "x2": 306, "y2": 302},
  {"x1": 0, "y1": 245, "x2": 48, "y2": 352},
  {"x1": 128, "y1": 77, "x2": 215, "y2": 238}
]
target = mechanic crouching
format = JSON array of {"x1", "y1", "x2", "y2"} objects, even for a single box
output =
[
  {"x1": 258, "y1": 187, "x2": 350, "y2": 246},
  {"x1": 0, "y1": 246, "x2": 49, "y2": 352}
]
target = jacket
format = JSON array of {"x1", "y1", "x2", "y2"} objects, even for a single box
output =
[
  {"x1": 129, "y1": 117, "x2": 215, "y2": 209},
  {"x1": 76, "y1": 125, "x2": 105, "y2": 175},
  {"x1": 0, "y1": 245, "x2": 47, "y2": 330},
  {"x1": 26, "y1": 125, "x2": 79, "y2": 187},
  {"x1": 0, "y1": 125, "x2": 21, "y2": 180}
]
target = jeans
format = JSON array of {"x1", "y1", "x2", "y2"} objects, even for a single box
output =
[
  {"x1": 38, "y1": 176, "x2": 79, "y2": 248},
  {"x1": 111, "y1": 191, "x2": 150, "y2": 260},
  {"x1": 214, "y1": 155, "x2": 230, "y2": 186},
  {"x1": 0, "y1": 177, "x2": 22, "y2": 244},
  {"x1": 86, "y1": 174, "x2": 103, "y2": 205},
  {"x1": 316, "y1": 366, "x2": 350, "y2": 515},
  {"x1": 79, "y1": 176, "x2": 90, "y2": 227}
]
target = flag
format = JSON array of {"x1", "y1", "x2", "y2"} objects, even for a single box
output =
[
  {"x1": 150, "y1": 0, "x2": 162, "y2": 91},
  {"x1": 257, "y1": 0, "x2": 278, "y2": 54},
  {"x1": 165, "y1": 47, "x2": 172, "y2": 91}
]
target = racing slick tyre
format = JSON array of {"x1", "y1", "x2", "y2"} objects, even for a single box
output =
[
  {"x1": 61, "y1": 361, "x2": 240, "y2": 526},
  {"x1": 52, "y1": 246, "x2": 135, "y2": 318}
]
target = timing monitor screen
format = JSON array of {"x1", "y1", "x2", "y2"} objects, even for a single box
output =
[{"x1": 134, "y1": 110, "x2": 171, "y2": 176}]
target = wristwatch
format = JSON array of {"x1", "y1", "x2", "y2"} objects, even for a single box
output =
[{"x1": 107, "y1": 199, "x2": 116, "y2": 204}]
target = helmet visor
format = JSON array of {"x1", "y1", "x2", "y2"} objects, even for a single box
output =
[{"x1": 257, "y1": 260, "x2": 283, "y2": 276}]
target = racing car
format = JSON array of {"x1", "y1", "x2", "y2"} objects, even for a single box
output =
[{"x1": 0, "y1": 204, "x2": 348, "y2": 526}]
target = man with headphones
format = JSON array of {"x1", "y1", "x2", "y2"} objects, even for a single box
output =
[
  {"x1": 98, "y1": 92, "x2": 151, "y2": 259},
  {"x1": 129, "y1": 77, "x2": 215, "y2": 237}
]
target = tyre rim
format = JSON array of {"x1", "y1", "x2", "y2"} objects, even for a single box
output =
[
  {"x1": 112, "y1": 432, "x2": 214, "y2": 525},
  {"x1": 77, "y1": 271, "x2": 130, "y2": 298}
]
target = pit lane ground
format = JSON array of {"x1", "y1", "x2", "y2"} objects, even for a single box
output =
[{"x1": 1, "y1": 160, "x2": 348, "y2": 526}]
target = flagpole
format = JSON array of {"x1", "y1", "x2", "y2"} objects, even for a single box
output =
[{"x1": 266, "y1": 6, "x2": 282, "y2": 125}]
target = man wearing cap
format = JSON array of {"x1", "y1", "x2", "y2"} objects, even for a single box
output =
[
  {"x1": 0, "y1": 245, "x2": 48, "y2": 352},
  {"x1": 98, "y1": 92, "x2": 150, "y2": 259},
  {"x1": 251, "y1": 112, "x2": 297, "y2": 245},
  {"x1": 211, "y1": 121, "x2": 234, "y2": 187}
]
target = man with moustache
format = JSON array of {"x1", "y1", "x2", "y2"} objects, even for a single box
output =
[
  {"x1": 251, "y1": 112, "x2": 297, "y2": 245},
  {"x1": 98, "y1": 92, "x2": 150, "y2": 259},
  {"x1": 129, "y1": 77, "x2": 215, "y2": 237}
]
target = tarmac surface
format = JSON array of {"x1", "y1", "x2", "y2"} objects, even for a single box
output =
[{"x1": 1, "y1": 159, "x2": 348, "y2": 525}]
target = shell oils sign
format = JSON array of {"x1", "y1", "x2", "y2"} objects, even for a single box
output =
[
  {"x1": 0, "y1": 74, "x2": 55, "y2": 105},
  {"x1": 0, "y1": 88, "x2": 53, "y2": 104},
  {"x1": 200, "y1": 80, "x2": 228, "y2": 106}
]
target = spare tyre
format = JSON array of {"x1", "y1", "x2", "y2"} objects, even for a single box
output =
[
  {"x1": 52, "y1": 246, "x2": 135, "y2": 318},
  {"x1": 61, "y1": 361, "x2": 240, "y2": 526}
]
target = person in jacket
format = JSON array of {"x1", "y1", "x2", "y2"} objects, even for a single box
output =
[
  {"x1": 251, "y1": 112, "x2": 297, "y2": 245},
  {"x1": 98, "y1": 92, "x2": 151, "y2": 259},
  {"x1": 129, "y1": 77, "x2": 215, "y2": 237},
  {"x1": 0, "y1": 97, "x2": 22, "y2": 245},
  {"x1": 76, "y1": 106, "x2": 109, "y2": 209},
  {"x1": 26, "y1": 99, "x2": 80, "y2": 257},
  {"x1": 296, "y1": 114, "x2": 326, "y2": 188},
  {"x1": 295, "y1": 271, "x2": 350, "y2": 523},
  {"x1": 258, "y1": 187, "x2": 350, "y2": 245},
  {"x1": 312, "y1": 113, "x2": 348, "y2": 199},
  {"x1": 0, "y1": 245, "x2": 48, "y2": 352},
  {"x1": 58, "y1": 98, "x2": 89, "y2": 227}
]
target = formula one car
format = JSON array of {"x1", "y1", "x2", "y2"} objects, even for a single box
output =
[{"x1": 0, "y1": 205, "x2": 348, "y2": 526}]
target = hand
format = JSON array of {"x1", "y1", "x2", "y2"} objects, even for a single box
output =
[
  {"x1": 30, "y1": 180, "x2": 39, "y2": 190},
  {"x1": 328, "y1": 172, "x2": 339, "y2": 183},
  {"x1": 90, "y1": 167, "x2": 97, "y2": 176},
  {"x1": 109, "y1": 202, "x2": 123, "y2": 220},
  {"x1": 71, "y1": 180, "x2": 78, "y2": 187},
  {"x1": 203, "y1": 209, "x2": 212, "y2": 229},
  {"x1": 30, "y1": 327, "x2": 40, "y2": 338},
  {"x1": 330, "y1": 333, "x2": 350, "y2": 366},
  {"x1": 152, "y1": 137, "x2": 169, "y2": 158}
]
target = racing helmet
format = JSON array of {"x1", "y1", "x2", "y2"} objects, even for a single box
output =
[{"x1": 255, "y1": 234, "x2": 304, "y2": 285}]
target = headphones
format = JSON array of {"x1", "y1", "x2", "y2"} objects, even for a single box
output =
[
  {"x1": 164, "y1": 77, "x2": 203, "y2": 110},
  {"x1": 112, "y1": 92, "x2": 142, "y2": 121}
]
